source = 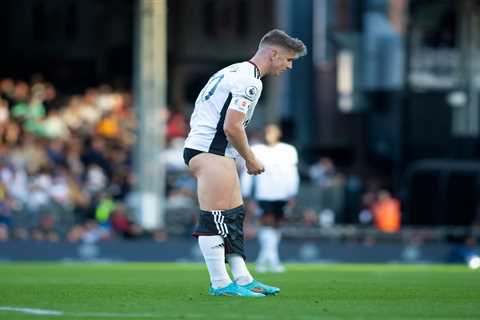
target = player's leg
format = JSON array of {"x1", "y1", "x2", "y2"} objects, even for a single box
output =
[
  {"x1": 256, "y1": 202, "x2": 277, "y2": 272},
  {"x1": 188, "y1": 153, "x2": 263, "y2": 297},
  {"x1": 221, "y1": 172, "x2": 255, "y2": 285},
  {"x1": 270, "y1": 201, "x2": 287, "y2": 272},
  {"x1": 189, "y1": 153, "x2": 238, "y2": 289},
  {"x1": 221, "y1": 205, "x2": 280, "y2": 296},
  {"x1": 269, "y1": 227, "x2": 285, "y2": 272},
  {"x1": 256, "y1": 201, "x2": 286, "y2": 272},
  {"x1": 189, "y1": 153, "x2": 243, "y2": 211},
  {"x1": 255, "y1": 227, "x2": 269, "y2": 272},
  {"x1": 213, "y1": 175, "x2": 280, "y2": 296}
]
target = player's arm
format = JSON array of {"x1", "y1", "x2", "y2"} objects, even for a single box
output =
[
  {"x1": 224, "y1": 109, "x2": 264, "y2": 175},
  {"x1": 223, "y1": 109, "x2": 254, "y2": 160}
]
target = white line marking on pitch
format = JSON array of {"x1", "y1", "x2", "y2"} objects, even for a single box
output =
[
  {"x1": 0, "y1": 306, "x2": 201, "y2": 318},
  {"x1": 2, "y1": 306, "x2": 300, "y2": 319},
  {"x1": 0, "y1": 306, "x2": 63, "y2": 316}
]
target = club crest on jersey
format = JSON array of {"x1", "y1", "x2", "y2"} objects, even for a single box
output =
[{"x1": 245, "y1": 86, "x2": 258, "y2": 100}]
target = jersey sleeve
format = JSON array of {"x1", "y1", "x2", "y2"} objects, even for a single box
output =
[{"x1": 228, "y1": 77, "x2": 261, "y2": 114}]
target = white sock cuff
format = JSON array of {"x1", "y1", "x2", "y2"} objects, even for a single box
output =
[
  {"x1": 226, "y1": 254, "x2": 253, "y2": 285},
  {"x1": 198, "y1": 236, "x2": 224, "y2": 255}
]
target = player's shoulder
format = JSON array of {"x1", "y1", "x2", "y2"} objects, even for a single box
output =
[
  {"x1": 219, "y1": 62, "x2": 261, "y2": 101},
  {"x1": 224, "y1": 62, "x2": 262, "y2": 84},
  {"x1": 279, "y1": 142, "x2": 298, "y2": 152},
  {"x1": 226, "y1": 61, "x2": 260, "y2": 76}
]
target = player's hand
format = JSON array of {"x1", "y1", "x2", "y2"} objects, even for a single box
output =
[{"x1": 246, "y1": 157, "x2": 265, "y2": 175}]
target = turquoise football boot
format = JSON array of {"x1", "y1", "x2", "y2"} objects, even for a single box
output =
[
  {"x1": 239, "y1": 279, "x2": 280, "y2": 296},
  {"x1": 208, "y1": 282, "x2": 265, "y2": 297}
]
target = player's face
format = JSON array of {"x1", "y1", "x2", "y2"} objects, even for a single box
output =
[
  {"x1": 265, "y1": 124, "x2": 281, "y2": 145},
  {"x1": 271, "y1": 49, "x2": 296, "y2": 76}
]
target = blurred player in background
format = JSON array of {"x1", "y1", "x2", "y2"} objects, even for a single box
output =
[
  {"x1": 183, "y1": 29, "x2": 306, "y2": 297},
  {"x1": 241, "y1": 124, "x2": 299, "y2": 273}
]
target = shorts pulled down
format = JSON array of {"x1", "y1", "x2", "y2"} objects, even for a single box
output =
[{"x1": 192, "y1": 205, "x2": 246, "y2": 260}]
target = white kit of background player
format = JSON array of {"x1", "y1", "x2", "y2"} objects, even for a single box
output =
[{"x1": 241, "y1": 124, "x2": 300, "y2": 273}]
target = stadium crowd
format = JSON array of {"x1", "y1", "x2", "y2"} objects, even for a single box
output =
[{"x1": 0, "y1": 75, "x2": 147, "y2": 242}]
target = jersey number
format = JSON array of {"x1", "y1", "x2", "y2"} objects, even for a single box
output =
[{"x1": 198, "y1": 74, "x2": 224, "y2": 102}]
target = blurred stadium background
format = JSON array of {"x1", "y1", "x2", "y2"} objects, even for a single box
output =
[{"x1": 0, "y1": 0, "x2": 479, "y2": 267}]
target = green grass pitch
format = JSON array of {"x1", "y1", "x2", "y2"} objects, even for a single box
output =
[{"x1": 0, "y1": 263, "x2": 479, "y2": 319}]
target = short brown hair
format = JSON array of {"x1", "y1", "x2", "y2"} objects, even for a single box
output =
[{"x1": 259, "y1": 29, "x2": 307, "y2": 57}]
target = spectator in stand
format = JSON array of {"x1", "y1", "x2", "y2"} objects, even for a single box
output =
[
  {"x1": 81, "y1": 136, "x2": 112, "y2": 179},
  {"x1": 0, "y1": 98, "x2": 9, "y2": 129},
  {"x1": 0, "y1": 182, "x2": 13, "y2": 241},
  {"x1": 167, "y1": 109, "x2": 187, "y2": 141},
  {"x1": 46, "y1": 139, "x2": 67, "y2": 167},
  {"x1": 372, "y1": 190, "x2": 401, "y2": 233},
  {"x1": 19, "y1": 133, "x2": 50, "y2": 174},
  {"x1": 309, "y1": 157, "x2": 336, "y2": 186},
  {"x1": 0, "y1": 78, "x2": 16, "y2": 107},
  {"x1": 358, "y1": 191, "x2": 376, "y2": 226},
  {"x1": 31, "y1": 213, "x2": 60, "y2": 242},
  {"x1": 12, "y1": 81, "x2": 30, "y2": 105},
  {"x1": 85, "y1": 164, "x2": 108, "y2": 195},
  {"x1": 12, "y1": 88, "x2": 46, "y2": 135},
  {"x1": 165, "y1": 137, "x2": 187, "y2": 173},
  {"x1": 96, "y1": 112, "x2": 120, "y2": 139},
  {"x1": 110, "y1": 203, "x2": 143, "y2": 239},
  {"x1": 42, "y1": 109, "x2": 70, "y2": 139}
]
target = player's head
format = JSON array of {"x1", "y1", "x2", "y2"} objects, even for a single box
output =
[
  {"x1": 258, "y1": 29, "x2": 307, "y2": 76},
  {"x1": 264, "y1": 123, "x2": 282, "y2": 145}
]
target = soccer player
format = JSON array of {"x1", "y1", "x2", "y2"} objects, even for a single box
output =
[
  {"x1": 183, "y1": 29, "x2": 307, "y2": 297},
  {"x1": 241, "y1": 124, "x2": 299, "y2": 273}
]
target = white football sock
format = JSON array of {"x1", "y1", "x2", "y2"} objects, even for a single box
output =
[
  {"x1": 270, "y1": 229, "x2": 283, "y2": 269},
  {"x1": 198, "y1": 235, "x2": 232, "y2": 289},
  {"x1": 257, "y1": 226, "x2": 282, "y2": 270},
  {"x1": 226, "y1": 254, "x2": 253, "y2": 285},
  {"x1": 256, "y1": 227, "x2": 271, "y2": 269}
]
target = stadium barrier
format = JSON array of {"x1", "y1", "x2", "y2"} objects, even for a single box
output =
[{"x1": 0, "y1": 236, "x2": 474, "y2": 264}]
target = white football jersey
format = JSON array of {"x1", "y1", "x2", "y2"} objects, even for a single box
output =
[
  {"x1": 184, "y1": 61, "x2": 263, "y2": 159},
  {"x1": 241, "y1": 142, "x2": 299, "y2": 201}
]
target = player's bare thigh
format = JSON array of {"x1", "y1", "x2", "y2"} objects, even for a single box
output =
[{"x1": 188, "y1": 153, "x2": 243, "y2": 211}]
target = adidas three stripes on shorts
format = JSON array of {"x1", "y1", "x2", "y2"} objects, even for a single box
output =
[{"x1": 192, "y1": 205, "x2": 246, "y2": 259}]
